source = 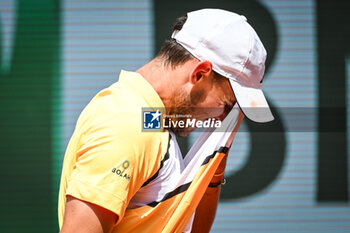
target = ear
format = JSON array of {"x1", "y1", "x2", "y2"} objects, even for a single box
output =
[{"x1": 189, "y1": 60, "x2": 213, "y2": 84}]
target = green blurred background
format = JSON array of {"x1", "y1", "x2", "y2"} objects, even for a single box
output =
[{"x1": 0, "y1": 0, "x2": 349, "y2": 232}]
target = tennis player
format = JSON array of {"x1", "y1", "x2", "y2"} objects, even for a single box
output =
[{"x1": 58, "y1": 9, "x2": 273, "y2": 233}]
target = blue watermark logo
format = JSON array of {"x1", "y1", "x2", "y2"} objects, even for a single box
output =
[{"x1": 143, "y1": 110, "x2": 161, "y2": 129}]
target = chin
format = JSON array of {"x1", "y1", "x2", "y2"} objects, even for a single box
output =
[
  {"x1": 172, "y1": 128, "x2": 193, "y2": 138},
  {"x1": 177, "y1": 131, "x2": 191, "y2": 138}
]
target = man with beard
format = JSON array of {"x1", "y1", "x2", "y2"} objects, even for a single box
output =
[{"x1": 58, "y1": 9, "x2": 273, "y2": 233}]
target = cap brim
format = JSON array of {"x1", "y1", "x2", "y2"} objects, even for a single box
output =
[{"x1": 229, "y1": 79, "x2": 274, "y2": 123}]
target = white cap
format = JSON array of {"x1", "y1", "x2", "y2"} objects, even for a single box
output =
[{"x1": 171, "y1": 9, "x2": 274, "y2": 123}]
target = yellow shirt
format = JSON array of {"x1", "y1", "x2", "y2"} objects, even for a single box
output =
[
  {"x1": 58, "y1": 70, "x2": 169, "y2": 227},
  {"x1": 58, "y1": 70, "x2": 239, "y2": 233}
]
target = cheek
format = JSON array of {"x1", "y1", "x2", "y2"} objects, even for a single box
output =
[
  {"x1": 197, "y1": 95, "x2": 221, "y2": 108},
  {"x1": 190, "y1": 85, "x2": 207, "y2": 104},
  {"x1": 190, "y1": 84, "x2": 226, "y2": 117},
  {"x1": 193, "y1": 96, "x2": 224, "y2": 119}
]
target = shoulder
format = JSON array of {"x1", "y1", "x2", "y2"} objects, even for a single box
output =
[{"x1": 74, "y1": 83, "x2": 170, "y2": 165}]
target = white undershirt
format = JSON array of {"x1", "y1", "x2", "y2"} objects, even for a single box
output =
[{"x1": 128, "y1": 131, "x2": 194, "y2": 232}]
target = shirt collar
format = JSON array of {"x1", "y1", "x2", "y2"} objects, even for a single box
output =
[{"x1": 118, "y1": 70, "x2": 165, "y2": 109}]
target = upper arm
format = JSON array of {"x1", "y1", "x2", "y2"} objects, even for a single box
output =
[
  {"x1": 61, "y1": 112, "x2": 167, "y2": 228},
  {"x1": 60, "y1": 195, "x2": 118, "y2": 233}
]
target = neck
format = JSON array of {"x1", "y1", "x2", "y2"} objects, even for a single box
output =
[{"x1": 136, "y1": 58, "x2": 182, "y2": 108}]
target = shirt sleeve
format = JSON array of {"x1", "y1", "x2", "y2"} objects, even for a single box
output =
[{"x1": 65, "y1": 111, "x2": 166, "y2": 224}]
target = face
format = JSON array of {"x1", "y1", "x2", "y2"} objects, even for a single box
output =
[{"x1": 167, "y1": 72, "x2": 236, "y2": 137}]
